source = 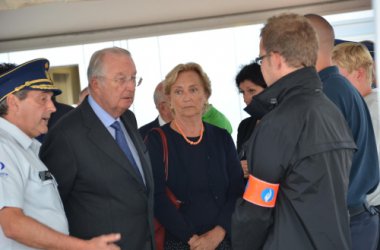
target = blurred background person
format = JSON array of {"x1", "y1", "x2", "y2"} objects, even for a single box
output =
[
  {"x1": 145, "y1": 62, "x2": 244, "y2": 250},
  {"x1": 139, "y1": 81, "x2": 173, "y2": 139},
  {"x1": 332, "y1": 42, "x2": 378, "y2": 146},
  {"x1": 35, "y1": 96, "x2": 74, "y2": 143},
  {"x1": 0, "y1": 63, "x2": 17, "y2": 74},
  {"x1": 77, "y1": 86, "x2": 89, "y2": 105},
  {"x1": 360, "y1": 40, "x2": 376, "y2": 89},
  {"x1": 334, "y1": 39, "x2": 376, "y2": 89},
  {"x1": 235, "y1": 62, "x2": 266, "y2": 178},
  {"x1": 202, "y1": 103, "x2": 233, "y2": 134}
]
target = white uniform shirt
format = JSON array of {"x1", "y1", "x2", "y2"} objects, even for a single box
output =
[{"x1": 0, "y1": 117, "x2": 68, "y2": 250}]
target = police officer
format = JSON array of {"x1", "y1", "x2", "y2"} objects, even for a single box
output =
[{"x1": 0, "y1": 59, "x2": 120, "y2": 250}]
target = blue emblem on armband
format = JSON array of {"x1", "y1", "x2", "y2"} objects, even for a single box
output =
[{"x1": 261, "y1": 188, "x2": 274, "y2": 203}]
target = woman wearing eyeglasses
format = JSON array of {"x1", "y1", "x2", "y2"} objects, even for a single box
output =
[
  {"x1": 235, "y1": 62, "x2": 267, "y2": 179},
  {"x1": 145, "y1": 62, "x2": 244, "y2": 250}
]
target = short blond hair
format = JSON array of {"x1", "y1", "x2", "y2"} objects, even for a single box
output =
[
  {"x1": 332, "y1": 42, "x2": 373, "y2": 83},
  {"x1": 164, "y1": 62, "x2": 212, "y2": 98}
]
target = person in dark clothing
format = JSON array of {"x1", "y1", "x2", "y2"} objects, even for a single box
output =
[
  {"x1": 231, "y1": 13, "x2": 356, "y2": 250},
  {"x1": 306, "y1": 14, "x2": 379, "y2": 250},
  {"x1": 235, "y1": 62, "x2": 266, "y2": 178},
  {"x1": 40, "y1": 47, "x2": 155, "y2": 250},
  {"x1": 49, "y1": 98, "x2": 74, "y2": 126},
  {"x1": 145, "y1": 62, "x2": 244, "y2": 250},
  {"x1": 139, "y1": 81, "x2": 172, "y2": 139},
  {"x1": 35, "y1": 97, "x2": 74, "y2": 142},
  {"x1": 0, "y1": 63, "x2": 17, "y2": 74}
]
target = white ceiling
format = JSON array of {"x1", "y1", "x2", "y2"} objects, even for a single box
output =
[{"x1": 0, "y1": 0, "x2": 372, "y2": 52}]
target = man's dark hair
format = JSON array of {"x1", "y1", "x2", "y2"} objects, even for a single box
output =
[{"x1": 0, "y1": 63, "x2": 17, "y2": 75}]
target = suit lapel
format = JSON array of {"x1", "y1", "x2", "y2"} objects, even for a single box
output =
[
  {"x1": 79, "y1": 101, "x2": 146, "y2": 188},
  {"x1": 121, "y1": 114, "x2": 154, "y2": 191}
]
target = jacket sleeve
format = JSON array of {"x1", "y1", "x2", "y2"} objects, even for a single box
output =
[
  {"x1": 231, "y1": 118, "x2": 291, "y2": 250},
  {"x1": 232, "y1": 198, "x2": 274, "y2": 249},
  {"x1": 215, "y1": 131, "x2": 244, "y2": 236}
]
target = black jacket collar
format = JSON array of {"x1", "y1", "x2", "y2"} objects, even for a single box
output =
[{"x1": 244, "y1": 66, "x2": 321, "y2": 119}]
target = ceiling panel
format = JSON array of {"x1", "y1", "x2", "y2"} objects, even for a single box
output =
[{"x1": 0, "y1": 0, "x2": 371, "y2": 52}]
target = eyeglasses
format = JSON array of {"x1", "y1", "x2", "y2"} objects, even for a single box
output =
[
  {"x1": 97, "y1": 75, "x2": 143, "y2": 87},
  {"x1": 255, "y1": 54, "x2": 269, "y2": 66}
]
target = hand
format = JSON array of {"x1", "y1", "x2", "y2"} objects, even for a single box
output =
[
  {"x1": 241, "y1": 160, "x2": 249, "y2": 178},
  {"x1": 87, "y1": 233, "x2": 121, "y2": 250},
  {"x1": 188, "y1": 234, "x2": 200, "y2": 246},
  {"x1": 189, "y1": 226, "x2": 225, "y2": 250}
]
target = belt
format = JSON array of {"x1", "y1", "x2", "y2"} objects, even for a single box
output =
[
  {"x1": 348, "y1": 204, "x2": 366, "y2": 217},
  {"x1": 349, "y1": 202, "x2": 377, "y2": 217}
]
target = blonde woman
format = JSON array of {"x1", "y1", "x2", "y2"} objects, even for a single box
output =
[{"x1": 145, "y1": 62, "x2": 244, "y2": 250}]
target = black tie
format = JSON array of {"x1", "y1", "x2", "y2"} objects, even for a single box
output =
[{"x1": 111, "y1": 121, "x2": 143, "y2": 183}]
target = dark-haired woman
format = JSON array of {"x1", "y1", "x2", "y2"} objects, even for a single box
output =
[{"x1": 235, "y1": 62, "x2": 267, "y2": 178}]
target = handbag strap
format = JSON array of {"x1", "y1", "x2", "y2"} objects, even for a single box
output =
[{"x1": 151, "y1": 127, "x2": 169, "y2": 181}]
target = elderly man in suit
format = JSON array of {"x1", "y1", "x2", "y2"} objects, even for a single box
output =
[{"x1": 40, "y1": 47, "x2": 155, "y2": 250}]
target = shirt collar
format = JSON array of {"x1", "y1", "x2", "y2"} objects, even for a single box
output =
[
  {"x1": 158, "y1": 115, "x2": 168, "y2": 126},
  {"x1": 88, "y1": 95, "x2": 118, "y2": 127},
  {"x1": 318, "y1": 66, "x2": 339, "y2": 82},
  {"x1": 245, "y1": 66, "x2": 321, "y2": 119},
  {"x1": 0, "y1": 117, "x2": 35, "y2": 150}
]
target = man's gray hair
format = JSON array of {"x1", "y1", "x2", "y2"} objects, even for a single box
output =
[
  {"x1": 87, "y1": 47, "x2": 132, "y2": 81},
  {"x1": 0, "y1": 90, "x2": 29, "y2": 117}
]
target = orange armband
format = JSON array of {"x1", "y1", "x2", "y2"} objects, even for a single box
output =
[{"x1": 243, "y1": 174, "x2": 279, "y2": 208}]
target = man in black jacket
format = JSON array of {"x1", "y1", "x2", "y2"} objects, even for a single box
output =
[{"x1": 231, "y1": 13, "x2": 356, "y2": 250}]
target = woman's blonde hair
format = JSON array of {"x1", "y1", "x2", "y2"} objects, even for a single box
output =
[{"x1": 164, "y1": 62, "x2": 212, "y2": 98}]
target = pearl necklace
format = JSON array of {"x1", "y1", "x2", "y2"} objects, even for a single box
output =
[{"x1": 174, "y1": 120, "x2": 204, "y2": 145}]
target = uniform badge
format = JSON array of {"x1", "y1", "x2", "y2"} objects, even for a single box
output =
[
  {"x1": 39, "y1": 170, "x2": 53, "y2": 181},
  {"x1": 0, "y1": 162, "x2": 9, "y2": 177}
]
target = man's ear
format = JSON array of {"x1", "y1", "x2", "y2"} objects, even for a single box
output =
[
  {"x1": 89, "y1": 78, "x2": 96, "y2": 89},
  {"x1": 356, "y1": 67, "x2": 366, "y2": 81},
  {"x1": 6, "y1": 94, "x2": 20, "y2": 112},
  {"x1": 272, "y1": 52, "x2": 284, "y2": 70},
  {"x1": 89, "y1": 77, "x2": 100, "y2": 94}
]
